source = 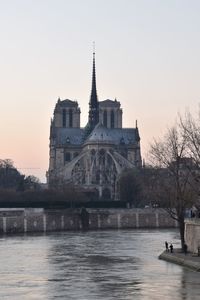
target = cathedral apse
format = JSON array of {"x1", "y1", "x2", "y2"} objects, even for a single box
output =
[{"x1": 47, "y1": 52, "x2": 142, "y2": 200}]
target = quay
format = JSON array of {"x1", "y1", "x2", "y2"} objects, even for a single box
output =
[
  {"x1": 0, "y1": 208, "x2": 177, "y2": 234},
  {"x1": 159, "y1": 249, "x2": 200, "y2": 272}
]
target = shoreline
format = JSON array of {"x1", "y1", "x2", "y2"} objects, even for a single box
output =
[{"x1": 159, "y1": 249, "x2": 200, "y2": 272}]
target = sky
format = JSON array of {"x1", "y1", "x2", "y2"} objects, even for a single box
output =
[{"x1": 0, "y1": 0, "x2": 200, "y2": 182}]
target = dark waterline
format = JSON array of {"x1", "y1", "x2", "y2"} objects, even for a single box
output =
[{"x1": 0, "y1": 229, "x2": 199, "y2": 300}]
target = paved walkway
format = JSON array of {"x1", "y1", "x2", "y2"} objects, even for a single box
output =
[{"x1": 159, "y1": 249, "x2": 200, "y2": 271}]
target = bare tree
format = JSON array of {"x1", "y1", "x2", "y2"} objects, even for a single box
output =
[
  {"x1": 180, "y1": 110, "x2": 200, "y2": 166},
  {"x1": 119, "y1": 169, "x2": 142, "y2": 207},
  {"x1": 0, "y1": 159, "x2": 24, "y2": 190},
  {"x1": 149, "y1": 125, "x2": 198, "y2": 249}
]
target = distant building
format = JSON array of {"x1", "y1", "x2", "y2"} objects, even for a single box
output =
[{"x1": 47, "y1": 52, "x2": 142, "y2": 200}]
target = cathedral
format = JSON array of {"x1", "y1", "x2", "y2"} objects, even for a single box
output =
[{"x1": 47, "y1": 53, "x2": 142, "y2": 200}]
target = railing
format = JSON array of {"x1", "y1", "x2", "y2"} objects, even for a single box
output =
[{"x1": 185, "y1": 217, "x2": 200, "y2": 225}]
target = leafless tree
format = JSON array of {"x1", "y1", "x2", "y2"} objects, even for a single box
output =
[
  {"x1": 180, "y1": 110, "x2": 200, "y2": 166},
  {"x1": 119, "y1": 169, "x2": 142, "y2": 207},
  {"x1": 149, "y1": 125, "x2": 198, "y2": 249},
  {"x1": 179, "y1": 110, "x2": 200, "y2": 205}
]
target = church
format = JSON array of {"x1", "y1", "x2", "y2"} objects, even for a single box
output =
[{"x1": 47, "y1": 53, "x2": 142, "y2": 200}]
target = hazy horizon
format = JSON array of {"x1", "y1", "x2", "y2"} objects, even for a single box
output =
[{"x1": 1, "y1": 0, "x2": 200, "y2": 182}]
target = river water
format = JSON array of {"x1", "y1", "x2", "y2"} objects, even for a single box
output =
[{"x1": 0, "y1": 229, "x2": 199, "y2": 300}]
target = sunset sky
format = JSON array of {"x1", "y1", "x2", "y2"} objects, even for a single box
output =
[{"x1": 0, "y1": 0, "x2": 200, "y2": 182}]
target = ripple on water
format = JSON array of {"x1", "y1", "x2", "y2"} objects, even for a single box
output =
[{"x1": 0, "y1": 229, "x2": 200, "y2": 300}]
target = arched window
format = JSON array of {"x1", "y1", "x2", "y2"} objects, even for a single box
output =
[
  {"x1": 62, "y1": 109, "x2": 66, "y2": 127},
  {"x1": 103, "y1": 110, "x2": 107, "y2": 127},
  {"x1": 69, "y1": 109, "x2": 73, "y2": 128},
  {"x1": 91, "y1": 149, "x2": 96, "y2": 156},
  {"x1": 120, "y1": 150, "x2": 127, "y2": 158},
  {"x1": 65, "y1": 152, "x2": 71, "y2": 162},
  {"x1": 99, "y1": 149, "x2": 105, "y2": 165},
  {"x1": 74, "y1": 152, "x2": 79, "y2": 158},
  {"x1": 111, "y1": 110, "x2": 115, "y2": 128},
  {"x1": 96, "y1": 171, "x2": 100, "y2": 183}
]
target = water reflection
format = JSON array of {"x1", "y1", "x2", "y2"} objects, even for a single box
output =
[
  {"x1": 0, "y1": 230, "x2": 200, "y2": 299},
  {"x1": 179, "y1": 270, "x2": 200, "y2": 300}
]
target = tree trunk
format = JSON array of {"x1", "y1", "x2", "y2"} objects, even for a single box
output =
[{"x1": 178, "y1": 216, "x2": 185, "y2": 250}]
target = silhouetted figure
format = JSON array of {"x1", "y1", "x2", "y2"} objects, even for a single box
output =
[
  {"x1": 183, "y1": 243, "x2": 188, "y2": 255},
  {"x1": 191, "y1": 211, "x2": 195, "y2": 218},
  {"x1": 165, "y1": 241, "x2": 169, "y2": 252},
  {"x1": 80, "y1": 207, "x2": 89, "y2": 230},
  {"x1": 169, "y1": 243, "x2": 173, "y2": 253}
]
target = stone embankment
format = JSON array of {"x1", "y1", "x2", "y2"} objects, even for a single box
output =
[
  {"x1": 159, "y1": 249, "x2": 200, "y2": 271},
  {"x1": 184, "y1": 218, "x2": 200, "y2": 254},
  {"x1": 0, "y1": 208, "x2": 177, "y2": 234}
]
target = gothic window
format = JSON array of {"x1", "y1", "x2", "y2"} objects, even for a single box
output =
[
  {"x1": 120, "y1": 137, "x2": 125, "y2": 144},
  {"x1": 91, "y1": 149, "x2": 95, "y2": 155},
  {"x1": 99, "y1": 149, "x2": 105, "y2": 156},
  {"x1": 96, "y1": 171, "x2": 100, "y2": 183},
  {"x1": 111, "y1": 110, "x2": 114, "y2": 128},
  {"x1": 62, "y1": 109, "x2": 66, "y2": 127},
  {"x1": 74, "y1": 152, "x2": 79, "y2": 158},
  {"x1": 99, "y1": 149, "x2": 105, "y2": 165},
  {"x1": 102, "y1": 188, "x2": 111, "y2": 200},
  {"x1": 103, "y1": 172, "x2": 108, "y2": 184},
  {"x1": 107, "y1": 155, "x2": 112, "y2": 164},
  {"x1": 65, "y1": 152, "x2": 71, "y2": 162},
  {"x1": 69, "y1": 109, "x2": 73, "y2": 128},
  {"x1": 103, "y1": 110, "x2": 107, "y2": 127},
  {"x1": 82, "y1": 173, "x2": 86, "y2": 184},
  {"x1": 120, "y1": 150, "x2": 127, "y2": 159}
]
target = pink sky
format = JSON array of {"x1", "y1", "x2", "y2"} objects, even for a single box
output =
[{"x1": 0, "y1": 0, "x2": 200, "y2": 182}]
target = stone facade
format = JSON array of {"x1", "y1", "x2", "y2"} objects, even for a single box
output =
[{"x1": 47, "y1": 53, "x2": 142, "y2": 199}]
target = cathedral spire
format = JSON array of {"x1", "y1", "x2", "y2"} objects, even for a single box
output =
[{"x1": 88, "y1": 47, "x2": 99, "y2": 129}]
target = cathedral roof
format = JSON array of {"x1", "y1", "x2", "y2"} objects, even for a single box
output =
[
  {"x1": 54, "y1": 128, "x2": 85, "y2": 145},
  {"x1": 84, "y1": 123, "x2": 138, "y2": 145},
  {"x1": 99, "y1": 99, "x2": 120, "y2": 107},
  {"x1": 56, "y1": 99, "x2": 78, "y2": 107},
  {"x1": 52, "y1": 124, "x2": 139, "y2": 146},
  {"x1": 85, "y1": 123, "x2": 112, "y2": 143}
]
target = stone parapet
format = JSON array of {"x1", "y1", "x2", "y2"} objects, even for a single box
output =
[
  {"x1": 185, "y1": 218, "x2": 200, "y2": 254},
  {"x1": 0, "y1": 208, "x2": 177, "y2": 234}
]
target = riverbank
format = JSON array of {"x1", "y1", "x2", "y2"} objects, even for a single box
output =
[{"x1": 159, "y1": 249, "x2": 200, "y2": 271}]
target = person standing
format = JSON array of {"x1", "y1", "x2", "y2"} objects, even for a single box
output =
[
  {"x1": 183, "y1": 243, "x2": 188, "y2": 255},
  {"x1": 165, "y1": 241, "x2": 169, "y2": 252},
  {"x1": 169, "y1": 243, "x2": 173, "y2": 253}
]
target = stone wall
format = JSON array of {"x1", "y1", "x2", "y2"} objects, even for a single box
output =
[
  {"x1": 185, "y1": 218, "x2": 200, "y2": 254},
  {"x1": 0, "y1": 208, "x2": 177, "y2": 234}
]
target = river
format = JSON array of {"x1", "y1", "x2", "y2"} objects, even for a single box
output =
[{"x1": 0, "y1": 229, "x2": 199, "y2": 300}]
